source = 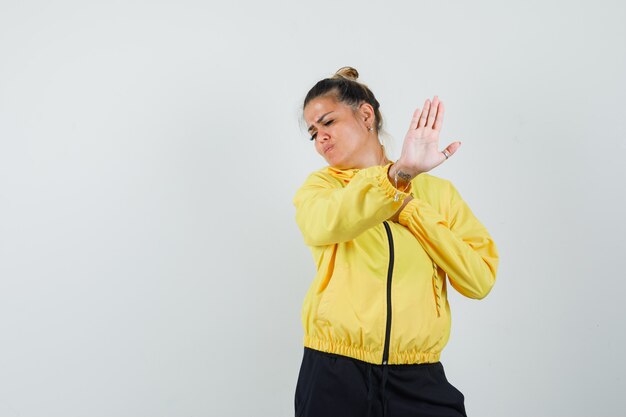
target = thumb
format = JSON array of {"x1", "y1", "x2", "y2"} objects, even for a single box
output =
[{"x1": 444, "y1": 141, "x2": 462, "y2": 157}]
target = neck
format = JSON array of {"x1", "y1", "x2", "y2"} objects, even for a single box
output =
[{"x1": 353, "y1": 140, "x2": 389, "y2": 169}]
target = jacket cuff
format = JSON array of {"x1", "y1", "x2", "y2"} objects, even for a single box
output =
[
  {"x1": 380, "y1": 162, "x2": 413, "y2": 201},
  {"x1": 398, "y1": 198, "x2": 448, "y2": 228}
]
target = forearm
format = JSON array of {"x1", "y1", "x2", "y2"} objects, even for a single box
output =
[
  {"x1": 398, "y1": 196, "x2": 499, "y2": 299},
  {"x1": 294, "y1": 164, "x2": 413, "y2": 246}
]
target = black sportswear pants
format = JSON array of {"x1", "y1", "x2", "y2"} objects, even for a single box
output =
[{"x1": 294, "y1": 347, "x2": 467, "y2": 417}]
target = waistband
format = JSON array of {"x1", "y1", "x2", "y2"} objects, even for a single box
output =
[{"x1": 304, "y1": 334, "x2": 441, "y2": 365}]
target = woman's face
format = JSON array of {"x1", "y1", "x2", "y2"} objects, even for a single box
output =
[{"x1": 303, "y1": 95, "x2": 373, "y2": 169}]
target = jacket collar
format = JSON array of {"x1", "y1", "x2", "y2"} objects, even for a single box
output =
[
  {"x1": 324, "y1": 166, "x2": 360, "y2": 183},
  {"x1": 323, "y1": 162, "x2": 393, "y2": 184}
]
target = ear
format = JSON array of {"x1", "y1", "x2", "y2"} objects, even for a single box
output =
[{"x1": 357, "y1": 102, "x2": 375, "y2": 127}]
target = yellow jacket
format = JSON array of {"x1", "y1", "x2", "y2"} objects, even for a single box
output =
[{"x1": 293, "y1": 162, "x2": 499, "y2": 365}]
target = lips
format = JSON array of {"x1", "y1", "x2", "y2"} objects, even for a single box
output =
[{"x1": 323, "y1": 145, "x2": 334, "y2": 154}]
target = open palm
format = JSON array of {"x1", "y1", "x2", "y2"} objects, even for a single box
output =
[{"x1": 398, "y1": 96, "x2": 461, "y2": 175}]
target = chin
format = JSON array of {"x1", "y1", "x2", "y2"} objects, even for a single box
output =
[{"x1": 325, "y1": 156, "x2": 342, "y2": 168}]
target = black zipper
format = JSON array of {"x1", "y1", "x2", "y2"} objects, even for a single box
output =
[{"x1": 382, "y1": 221, "x2": 394, "y2": 365}]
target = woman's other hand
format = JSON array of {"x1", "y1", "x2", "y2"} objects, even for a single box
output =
[{"x1": 396, "y1": 96, "x2": 461, "y2": 177}]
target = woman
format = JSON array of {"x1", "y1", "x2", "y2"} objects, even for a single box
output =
[{"x1": 292, "y1": 67, "x2": 499, "y2": 417}]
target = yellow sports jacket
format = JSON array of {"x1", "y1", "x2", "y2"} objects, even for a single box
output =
[{"x1": 293, "y1": 162, "x2": 499, "y2": 365}]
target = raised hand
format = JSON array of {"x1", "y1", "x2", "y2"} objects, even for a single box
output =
[{"x1": 395, "y1": 96, "x2": 461, "y2": 177}]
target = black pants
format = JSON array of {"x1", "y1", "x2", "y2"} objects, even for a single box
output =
[{"x1": 294, "y1": 347, "x2": 467, "y2": 417}]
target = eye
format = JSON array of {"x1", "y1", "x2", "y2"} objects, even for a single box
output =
[{"x1": 309, "y1": 120, "x2": 334, "y2": 141}]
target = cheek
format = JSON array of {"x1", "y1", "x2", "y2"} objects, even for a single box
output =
[{"x1": 337, "y1": 123, "x2": 359, "y2": 142}]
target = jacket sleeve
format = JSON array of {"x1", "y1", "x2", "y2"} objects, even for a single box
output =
[
  {"x1": 398, "y1": 180, "x2": 499, "y2": 299},
  {"x1": 293, "y1": 164, "x2": 412, "y2": 246}
]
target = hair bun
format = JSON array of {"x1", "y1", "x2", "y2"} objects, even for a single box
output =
[{"x1": 333, "y1": 66, "x2": 359, "y2": 81}]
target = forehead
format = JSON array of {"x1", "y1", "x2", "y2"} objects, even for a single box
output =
[{"x1": 304, "y1": 96, "x2": 346, "y2": 124}]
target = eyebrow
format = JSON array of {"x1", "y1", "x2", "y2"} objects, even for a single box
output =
[{"x1": 307, "y1": 111, "x2": 333, "y2": 133}]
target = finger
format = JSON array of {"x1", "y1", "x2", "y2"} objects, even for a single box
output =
[
  {"x1": 409, "y1": 107, "x2": 421, "y2": 130},
  {"x1": 442, "y1": 141, "x2": 462, "y2": 159},
  {"x1": 426, "y1": 96, "x2": 439, "y2": 128},
  {"x1": 433, "y1": 100, "x2": 445, "y2": 132},
  {"x1": 417, "y1": 99, "x2": 430, "y2": 128}
]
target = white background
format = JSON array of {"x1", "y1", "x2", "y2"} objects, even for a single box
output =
[{"x1": 1, "y1": 1, "x2": 625, "y2": 416}]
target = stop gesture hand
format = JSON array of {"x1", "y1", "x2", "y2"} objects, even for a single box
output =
[{"x1": 395, "y1": 96, "x2": 461, "y2": 178}]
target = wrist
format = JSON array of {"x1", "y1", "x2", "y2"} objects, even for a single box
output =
[
  {"x1": 387, "y1": 162, "x2": 414, "y2": 202},
  {"x1": 389, "y1": 160, "x2": 420, "y2": 184}
]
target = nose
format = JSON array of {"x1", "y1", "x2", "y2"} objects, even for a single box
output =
[{"x1": 315, "y1": 128, "x2": 330, "y2": 142}]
